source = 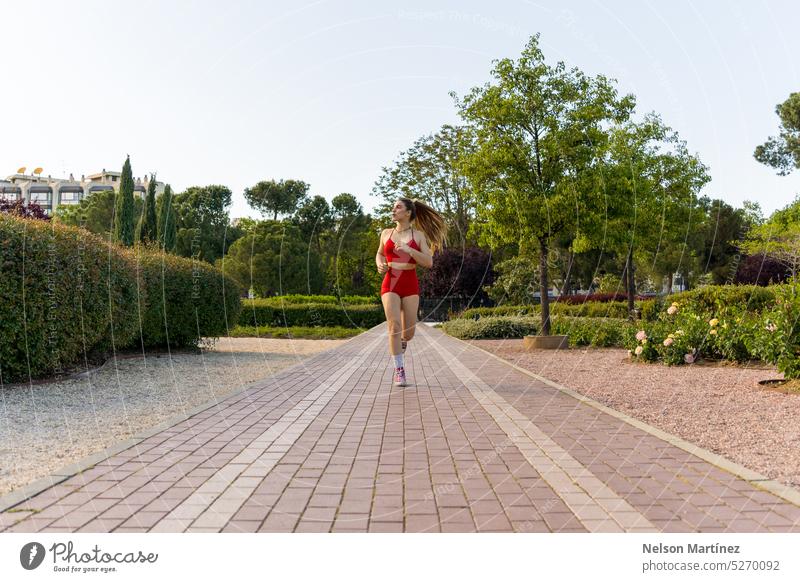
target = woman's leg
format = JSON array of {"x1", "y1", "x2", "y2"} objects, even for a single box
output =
[
  {"x1": 381, "y1": 292, "x2": 403, "y2": 356},
  {"x1": 400, "y1": 294, "x2": 420, "y2": 344}
]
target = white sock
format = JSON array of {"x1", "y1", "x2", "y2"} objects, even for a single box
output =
[{"x1": 393, "y1": 354, "x2": 404, "y2": 369}]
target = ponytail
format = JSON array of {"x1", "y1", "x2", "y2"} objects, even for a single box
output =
[{"x1": 399, "y1": 197, "x2": 448, "y2": 254}]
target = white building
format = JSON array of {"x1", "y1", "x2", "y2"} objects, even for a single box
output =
[{"x1": 2, "y1": 169, "x2": 165, "y2": 215}]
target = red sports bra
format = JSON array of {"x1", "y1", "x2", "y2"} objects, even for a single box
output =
[{"x1": 384, "y1": 226, "x2": 420, "y2": 265}]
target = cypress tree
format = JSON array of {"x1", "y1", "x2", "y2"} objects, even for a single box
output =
[
  {"x1": 114, "y1": 156, "x2": 136, "y2": 246},
  {"x1": 157, "y1": 184, "x2": 177, "y2": 252},
  {"x1": 137, "y1": 175, "x2": 158, "y2": 243}
]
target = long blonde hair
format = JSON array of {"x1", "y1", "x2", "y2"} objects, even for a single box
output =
[{"x1": 399, "y1": 197, "x2": 448, "y2": 254}]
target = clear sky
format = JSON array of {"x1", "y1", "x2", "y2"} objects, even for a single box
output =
[{"x1": 1, "y1": 0, "x2": 798, "y2": 219}]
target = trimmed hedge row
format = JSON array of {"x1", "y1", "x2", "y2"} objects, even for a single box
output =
[
  {"x1": 239, "y1": 299, "x2": 383, "y2": 328},
  {"x1": 459, "y1": 301, "x2": 635, "y2": 320},
  {"x1": 136, "y1": 250, "x2": 242, "y2": 348},
  {"x1": 0, "y1": 215, "x2": 241, "y2": 383},
  {"x1": 251, "y1": 294, "x2": 380, "y2": 305},
  {"x1": 1, "y1": 214, "x2": 139, "y2": 382},
  {"x1": 441, "y1": 315, "x2": 635, "y2": 347}
]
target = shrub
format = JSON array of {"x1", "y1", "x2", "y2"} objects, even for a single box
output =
[
  {"x1": 551, "y1": 317, "x2": 634, "y2": 347},
  {"x1": 239, "y1": 299, "x2": 383, "y2": 328},
  {"x1": 458, "y1": 305, "x2": 537, "y2": 320},
  {"x1": 557, "y1": 293, "x2": 630, "y2": 304},
  {"x1": 136, "y1": 250, "x2": 242, "y2": 348},
  {"x1": 668, "y1": 285, "x2": 776, "y2": 316},
  {"x1": 441, "y1": 316, "x2": 540, "y2": 339},
  {"x1": 748, "y1": 285, "x2": 800, "y2": 378},
  {"x1": 0, "y1": 214, "x2": 139, "y2": 382},
  {"x1": 459, "y1": 301, "x2": 634, "y2": 320},
  {"x1": 253, "y1": 294, "x2": 379, "y2": 305}
]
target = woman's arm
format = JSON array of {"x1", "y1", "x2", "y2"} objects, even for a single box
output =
[
  {"x1": 399, "y1": 234, "x2": 433, "y2": 268},
  {"x1": 376, "y1": 229, "x2": 388, "y2": 273}
]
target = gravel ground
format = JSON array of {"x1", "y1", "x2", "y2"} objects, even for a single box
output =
[
  {"x1": 469, "y1": 340, "x2": 800, "y2": 488},
  {"x1": 0, "y1": 337, "x2": 345, "y2": 496}
]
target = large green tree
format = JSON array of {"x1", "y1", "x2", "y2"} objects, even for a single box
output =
[
  {"x1": 328, "y1": 193, "x2": 372, "y2": 295},
  {"x1": 56, "y1": 189, "x2": 141, "y2": 239},
  {"x1": 593, "y1": 115, "x2": 709, "y2": 311},
  {"x1": 223, "y1": 220, "x2": 324, "y2": 297},
  {"x1": 454, "y1": 34, "x2": 634, "y2": 334},
  {"x1": 157, "y1": 184, "x2": 177, "y2": 252},
  {"x1": 173, "y1": 185, "x2": 239, "y2": 263},
  {"x1": 136, "y1": 175, "x2": 158, "y2": 244},
  {"x1": 244, "y1": 179, "x2": 309, "y2": 219},
  {"x1": 742, "y1": 196, "x2": 800, "y2": 277},
  {"x1": 755, "y1": 92, "x2": 800, "y2": 175},
  {"x1": 292, "y1": 195, "x2": 333, "y2": 258},
  {"x1": 372, "y1": 124, "x2": 476, "y2": 246},
  {"x1": 114, "y1": 156, "x2": 136, "y2": 246}
]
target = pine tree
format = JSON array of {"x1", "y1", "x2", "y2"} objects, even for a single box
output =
[
  {"x1": 157, "y1": 184, "x2": 177, "y2": 252},
  {"x1": 137, "y1": 175, "x2": 158, "y2": 243},
  {"x1": 114, "y1": 156, "x2": 136, "y2": 246}
]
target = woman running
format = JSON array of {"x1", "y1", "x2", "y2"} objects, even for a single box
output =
[{"x1": 376, "y1": 197, "x2": 447, "y2": 387}]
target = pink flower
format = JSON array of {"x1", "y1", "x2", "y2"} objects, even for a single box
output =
[
  {"x1": 684, "y1": 353, "x2": 695, "y2": 364},
  {"x1": 635, "y1": 330, "x2": 647, "y2": 342},
  {"x1": 663, "y1": 338, "x2": 674, "y2": 347}
]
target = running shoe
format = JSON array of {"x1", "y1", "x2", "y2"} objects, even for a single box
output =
[{"x1": 393, "y1": 366, "x2": 407, "y2": 387}]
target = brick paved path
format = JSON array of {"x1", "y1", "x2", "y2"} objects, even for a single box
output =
[{"x1": 2, "y1": 323, "x2": 799, "y2": 533}]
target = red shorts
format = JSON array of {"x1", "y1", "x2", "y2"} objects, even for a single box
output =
[{"x1": 380, "y1": 267, "x2": 419, "y2": 298}]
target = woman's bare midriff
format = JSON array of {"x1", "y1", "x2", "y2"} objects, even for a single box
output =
[{"x1": 387, "y1": 262, "x2": 416, "y2": 270}]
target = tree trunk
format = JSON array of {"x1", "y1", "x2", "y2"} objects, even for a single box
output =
[
  {"x1": 540, "y1": 239, "x2": 551, "y2": 336},
  {"x1": 626, "y1": 248, "x2": 636, "y2": 319},
  {"x1": 561, "y1": 250, "x2": 574, "y2": 297},
  {"x1": 666, "y1": 273, "x2": 673, "y2": 295}
]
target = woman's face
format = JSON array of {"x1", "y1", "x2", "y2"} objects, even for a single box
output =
[{"x1": 391, "y1": 199, "x2": 410, "y2": 221}]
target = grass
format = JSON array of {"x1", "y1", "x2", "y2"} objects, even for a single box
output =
[{"x1": 230, "y1": 325, "x2": 363, "y2": 340}]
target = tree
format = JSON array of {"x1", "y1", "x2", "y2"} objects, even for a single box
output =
[
  {"x1": 137, "y1": 175, "x2": 158, "y2": 244},
  {"x1": 734, "y1": 253, "x2": 790, "y2": 286},
  {"x1": 244, "y1": 179, "x2": 309, "y2": 220},
  {"x1": 328, "y1": 193, "x2": 371, "y2": 296},
  {"x1": 741, "y1": 196, "x2": 800, "y2": 277},
  {"x1": 291, "y1": 195, "x2": 333, "y2": 258},
  {"x1": 114, "y1": 156, "x2": 136, "y2": 246},
  {"x1": 157, "y1": 184, "x2": 177, "y2": 252},
  {"x1": 173, "y1": 185, "x2": 239, "y2": 263},
  {"x1": 419, "y1": 246, "x2": 494, "y2": 301},
  {"x1": 372, "y1": 125, "x2": 476, "y2": 246},
  {"x1": 593, "y1": 115, "x2": 708, "y2": 311},
  {"x1": 695, "y1": 197, "x2": 749, "y2": 285},
  {"x1": 57, "y1": 189, "x2": 141, "y2": 238},
  {"x1": 453, "y1": 34, "x2": 634, "y2": 334},
  {"x1": 754, "y1": 92, "x2": 800, "y2": 175},
  {"x1": 223, "y1": 220, "x2": 324, "y2": 297},
  {"x1": 1, "y1": 199, "x2": 50, "y2": 221}
]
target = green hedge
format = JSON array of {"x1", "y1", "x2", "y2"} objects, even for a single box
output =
[
  {"x1": 459, "y1": 301, "x2": 634, "y2": 320},
  {"x1": 441, "y1": 315, "x2": 635, "y2": 346},
  {"x1": 0, "y1": 215, "x2": 139, "y2": 382},
  {"x1": 0, "y1": 214, "x2": 242, "y2": 383},
  {"x1": 250, "y1": 294, "x2": 380, "y2": 305},
  {"x1": 551, "y1": 317, "x2": 635, "y2": 347},
  {"x1": 137, "y1": 251, "x2": 242, "y2": 348},
  {"x1": 230, "y1": 325, "x2": 361, "y2": 339},
  {"x1": 239, "y1": 299, "x2": 383, "y2": 328},
  {"x1": 441, "y1": 316, "x2": 540, "y2": 339}
]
